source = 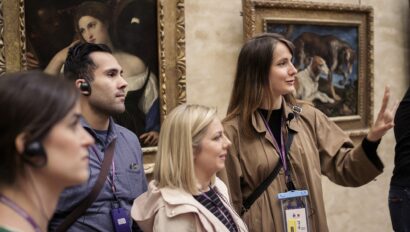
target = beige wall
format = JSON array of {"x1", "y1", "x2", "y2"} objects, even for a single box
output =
[{"x1": 185, "y1": 0, "x2": 409, "y2": 231}]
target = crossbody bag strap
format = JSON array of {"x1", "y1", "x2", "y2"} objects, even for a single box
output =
[
  {"x1": 55, "y1": 139, "x2": 117, "y2": 232},
  {"x1": 241, "y1": 130, "x2": 295, "y2": 216}
]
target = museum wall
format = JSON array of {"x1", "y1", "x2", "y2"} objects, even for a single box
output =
[{"x1": 185, "y1": 0, "x2": 409, "y2": 231}]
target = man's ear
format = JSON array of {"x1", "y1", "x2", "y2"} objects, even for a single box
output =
[
  {"x1": 76, "y1": 79, "x2": 91, "y2": 96},
  {"x1": 15, "y1": 133, "x2": 27, "y2": 155},
  {"x1": 75, "y1": 79, "x2": 84, "y2": 90}
]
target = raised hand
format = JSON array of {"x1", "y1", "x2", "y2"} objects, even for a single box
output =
[
  {"x1": 44, "y1": 40, "x2": 79, "y2": 75},
  {"x1": 367, "y1": 86, "x2": 399, "y2": 142}
]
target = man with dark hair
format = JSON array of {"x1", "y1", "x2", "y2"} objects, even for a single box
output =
[{"x1": 49, "y1": 42, "x2": 147, "y2": 232}]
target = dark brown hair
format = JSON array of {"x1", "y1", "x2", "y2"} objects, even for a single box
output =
[
  {"x1": 225, "y1": 33, "x2": 296, "y2": 137},
  {"x1": 64, "y1": 42, "x2": 112, "y2": 82},
  {"x1": 73, "y1": 1, "x2": 112, "y2": 38},
  {"x1": 0, "y1": 71, "x2": 79, "y2": 186}
]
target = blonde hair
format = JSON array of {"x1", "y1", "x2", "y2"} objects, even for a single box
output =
[{"x1": 154, "y1": 104, "x2": 217, "y2": 194}]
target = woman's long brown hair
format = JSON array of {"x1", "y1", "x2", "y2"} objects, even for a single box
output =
[{"x1": 225, "y1": 33, "x2": 296, "y2": 137}]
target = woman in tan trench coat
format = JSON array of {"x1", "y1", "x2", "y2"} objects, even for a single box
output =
[{"x1": 219, "y1": 33, "x2": 398, "y2": 232}]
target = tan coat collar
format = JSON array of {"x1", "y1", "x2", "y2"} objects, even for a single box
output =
[{"x1": 251, "y1": 100, "x2": 301, "y2": 134}]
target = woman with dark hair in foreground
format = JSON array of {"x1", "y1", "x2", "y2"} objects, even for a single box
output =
[{"x1": 0, "y1": 71, "x2": 94, "y2": 232}]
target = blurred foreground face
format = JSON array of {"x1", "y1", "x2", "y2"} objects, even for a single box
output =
[
  {"x1": 41, "y1": 102, "x2": 94, "y2": 187},
  {"x1": 194, "y1": 118, "x2": 232, "y2": 177}
]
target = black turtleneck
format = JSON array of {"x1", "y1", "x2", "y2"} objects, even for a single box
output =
[{"x1": 258, "y1": 108, "x2": 283, "y2": 147}]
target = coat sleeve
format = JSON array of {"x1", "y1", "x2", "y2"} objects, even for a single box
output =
[
  {"x1": 313, "y1": 109, "x2": 383, "y2": 187},
  {"x1": 218, "y1": 122, "x2": 244, "y2": 214}
]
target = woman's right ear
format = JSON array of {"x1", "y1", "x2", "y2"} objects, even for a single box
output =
[
  {"x1": 15, "y1": 133, "x2": 27, "y2": 155},
  {"x1": 193, "y1": 145, "x2": 201, "y2": 158}
]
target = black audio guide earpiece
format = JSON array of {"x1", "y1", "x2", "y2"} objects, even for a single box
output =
[
  {"x1": 22, "y1": 140, "x2": 47, "y2": 167},
  {"x1": 24, "y1": 141, "x2": 46, "y2": 158},
  {"x1": 79, "y1": 81, "x2": 91, "y2": 96}
]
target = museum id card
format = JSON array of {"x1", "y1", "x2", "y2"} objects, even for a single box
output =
[
  {"x1": 278, "y1": 190, "x2": 310, "y2": 232},
  {"x1": 110, "y1": 207, "x2": 131, "y2": 232}
]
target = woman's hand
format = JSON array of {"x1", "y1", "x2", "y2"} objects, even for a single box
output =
[
  {"x1": 367, "y1": 86, "x2": 399, "y2": 142},
  {"x1": 44, "y1": 40, "x2": 79, "y2": 75},
  {"x1": 26, "y1": 52, "x2": 40, "y2": 70},
  {"x1": 140, "y1": 131, "x2": 159, "y2": 146}
]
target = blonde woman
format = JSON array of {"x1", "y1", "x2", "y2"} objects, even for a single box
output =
[{"x1": 131, "y1": 104, "x2": 248, "y2": 232}]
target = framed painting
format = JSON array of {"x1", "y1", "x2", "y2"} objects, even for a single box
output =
[
  {"x1": 242, "y1": 0, "x2": 374, "y2": 137},
  {"x1": 0, "y1": 0, "x2": 186, "y2": 154}
]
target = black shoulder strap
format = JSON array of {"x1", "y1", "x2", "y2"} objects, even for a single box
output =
[
  {"x1": 241, "y1": 130, "x2": 295, "y2": 215},
  {"x1": 55, "y1": 139, "x2": 117, "y2": 232}
]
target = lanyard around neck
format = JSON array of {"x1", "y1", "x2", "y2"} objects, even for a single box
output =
[
  {"x1": 259, "y1": 112, "x2": 296, "y2": 190},
  {"x1": 0, "y1": 193, "x2": 42, "y2": 232},
  {"x1": 260, "y1": 112, "x2": 287, "y2": 171}
]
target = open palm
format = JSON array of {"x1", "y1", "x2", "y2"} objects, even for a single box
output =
[{"x1": 367, "y1": 86, "x2": 399, "y2": 142}]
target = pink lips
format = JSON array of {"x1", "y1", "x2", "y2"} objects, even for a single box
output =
[
  {"x1": 82, "y1": 153, "x2": 89, "y2": 163},
  {"x1": 116, "y1": 93, "x2": 126, "y2": 100}
]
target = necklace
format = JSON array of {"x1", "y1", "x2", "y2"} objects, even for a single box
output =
[{"x1": 0, "y1": 193, "x2": 42, "y2": 232}]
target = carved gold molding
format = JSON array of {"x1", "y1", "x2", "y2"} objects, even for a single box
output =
[
  {"x1": 175, "y1": 0, "x2": 187, "y2": 106},
  {"x1": 158, "y1": 0, "x2": 187, "y2": 121},
  {"x1": 18, "y1": 0, "x2": 26, "y2": 70},
  {"x1": 0, "y1": 0, "x2": 5, "y2": 76}
]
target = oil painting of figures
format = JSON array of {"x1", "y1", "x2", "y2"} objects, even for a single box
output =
[{"x1": 24, "y1": 0, "x2": 160, "y2": 147}]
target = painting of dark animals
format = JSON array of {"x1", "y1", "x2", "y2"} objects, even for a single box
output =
[
  {"x1": 293, "y1": 32, "x2": 356, "y2": 100},
  {"x1": 295, "y1": 56, "x2": 335, "y2": 104},
  {"x1": 315, "y1": 81, "x2": 356, "y2": 117}
]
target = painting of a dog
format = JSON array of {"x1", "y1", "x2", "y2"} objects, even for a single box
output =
[
  {"x1": 295, "y1": 56, "x2": 334, "y2": 104},
  {"x1": 293, "y1": 32, "x2": 356, "y2": 84},
  {"x1": 293, "y1": 32, "x2": 356, "y2": 100},
  {"x1": 266, "y1": 23, "x2": 360, "y2": 117}
]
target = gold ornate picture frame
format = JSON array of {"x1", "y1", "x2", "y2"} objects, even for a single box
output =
[
  {"x1": 0, "y1": 0, "x2": 186, "y2": 156},
  {"x1": 243, "y1": 0, "x2": 374, "y2": 137}
]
